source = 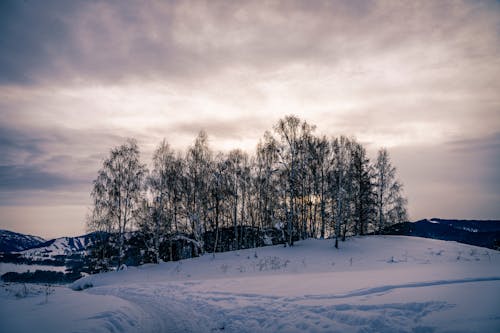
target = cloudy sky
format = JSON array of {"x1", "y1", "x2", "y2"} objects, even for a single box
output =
[{"x1": 1, "y1": 0, "x2": 499, "y2": 239}]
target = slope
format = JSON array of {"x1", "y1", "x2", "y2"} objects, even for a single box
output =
[
  {"x1": 0, "y1": 230, "x2": 45, "y2": 253},
  {"x1": 2, "y1": 236, "x2": 500, "y2": 333}
]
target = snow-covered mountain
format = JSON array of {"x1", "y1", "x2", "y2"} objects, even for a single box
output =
[
  {"x1": 21, "y1": 233, "x2": 100, "y2": 259},
  {"x1": 383, "y1": 218, "x2": 500, "y2": 249},
  {"x1": 0, "y1": 229, "x2": 45, "y2": 253}
]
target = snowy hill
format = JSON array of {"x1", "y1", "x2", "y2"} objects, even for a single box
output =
[
  {"x1": 429, "y1": 218, "x2": 500, "y2": 232},
  {"x1": 21, "y1": 233, "x2": 100, "y2": 259},
  {"x1": 383, "y1": 218, "x2": 500, "y2": 249},
  {"x1": 1, "y1": 236, "x2": 499, "y2": 333},
  {"x1": 0, "y1": 229, "x2": 45, "y2": 253}
]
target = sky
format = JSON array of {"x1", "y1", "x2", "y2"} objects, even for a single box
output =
[{"x1": 0, "y1": 0, "x2": 499, "y2": 239}]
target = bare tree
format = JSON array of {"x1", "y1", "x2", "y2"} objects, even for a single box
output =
[
  {"x1": 255, "y1": 132, "x2": 280, "y2": 231},
  {"x1": 138, "y1": 140, "x2": 179, "y2": 263},
  {"x1": 374, "y1": 148, "x2": 408, "y2": 233},
  {"x1": 89, "y1": 139, "x2": 147, "y2": 267},
  {"x1": 351, "y1": 142, "x2": 375, "y2": 236},
  {"x1": 273, "y1": 115, "x2": 315, "y2": 246},
  {"x1": 186, "y1": 131, "x2": 212, "y2": 247},
  {"x1": 226, "y1": 149, "x2": 249, "y2": 250},
  {"x1": 208, "y1": 153, "x2": 230, "y2": 257},
  {"x1": 330, "y1": 136, "x2": 353, "y2": 248},
  {"x1": 86, "y1": 116, "x2": 410, "y2": 266}
]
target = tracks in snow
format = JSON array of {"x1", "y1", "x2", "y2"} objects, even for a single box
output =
[
  {"x1": 86, "y1": 275, "x2": 500, "y2": 333},
  {"x1": 195, "y1": 275, "x2": 500, "y2": 301}
]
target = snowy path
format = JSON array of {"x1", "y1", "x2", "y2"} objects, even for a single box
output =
[{"x1": 86, "y1": 275, "x2": 500, "y2": 333}]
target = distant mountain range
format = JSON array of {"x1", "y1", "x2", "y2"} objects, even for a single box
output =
[
  {"x1": 2, "y1": 218, "x2": 499, "y2": 259},
  {"x1": 21, "y1": 233, "x2": 100, "y2": 259},
  {"x1": 0, "y1": 230, "x2": 101, "y2": 260},
  {"x1": 382, "y1": 218, "x2": 500, "y2": 250},
  {"x1": 0, "y1": 230, "x2": 46, "y2": 252}
]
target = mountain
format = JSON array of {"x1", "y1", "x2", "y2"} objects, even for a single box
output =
[
  {"x1": 21, "y1": 232, "x2": 102, "y2": 259},
  {"x1": 0, "y1": 229, "x2": 46, "y2": 253},
  {"x1": 429, "y1": 218, "x2": 500, "y2": 232},
  {"x1": 382, "y1": 218, "x2": 500, "y2": 250}
]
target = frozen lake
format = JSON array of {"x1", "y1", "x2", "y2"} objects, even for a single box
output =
[{"x1": 0, "y1": 262, "x2": 66, "y2": 276}]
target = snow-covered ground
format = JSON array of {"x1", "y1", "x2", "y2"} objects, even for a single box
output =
[
  {"x1": 1, "y1": 236, "x2": 499, "y2": 333},
  {"x1": 0, "y1": 262, "x2": 66, "y2": 275}
]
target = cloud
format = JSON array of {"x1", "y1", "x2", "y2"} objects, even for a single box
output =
[
  {"x1": 0, "y1": 165, "x2": 75, "y2": 190},
  {"x1": 390, "y1": 132, "x2": 500, "y2": 220},
  {"x1": 0, "y1": 123, "x2": 134, "y2": 196},
  {"x1": 448, "y1": 133, "x2": 500, "y2": 195},
  {"x1": 2, "y1": 0, "x2": 499, "y2": 86},
  {"x1": 0, "y1": 0, "x2": 80, "y2": 84},
  {"x1": 448, "y1": 132, "x2": 500, "y2": 154},
  {"x1": 1, "y1": 1, "x2": 498, "y2": 146},
  {"x1": 1, "y1": 0, "x2": 500, "y2": 236}
]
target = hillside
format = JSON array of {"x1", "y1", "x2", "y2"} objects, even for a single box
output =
[
  {"x1": 382, "y1": 218, "x2": 500, "y2": 249},
  {"x1": 1, "y1": 236, "x2": 499, "y2": 333},
  {"x1": 21, "y1": 233, "x2": 100, "y2": 259},
  {"x1": 0, "y1": 230, "x2": 45, "y2": 253},
  {"x1": 0, "y1": 231, "x2": 103, "y2": 278}
]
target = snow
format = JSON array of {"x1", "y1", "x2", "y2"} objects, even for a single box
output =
[
  {"x1": 0, "y1": 284, "x2": 146, "y2": 333},
  {"x1": 2, "y1": 236, "x2": 500, "y2": 333},
  {"x1": 0, "y1": 263, "x2": 66, "y2": 276},
  {"x1": 21, "y1": 236, "x2": 91, "y2": 258}
]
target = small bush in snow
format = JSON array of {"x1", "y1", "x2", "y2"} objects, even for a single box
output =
[
  {"x1": 220, "y1": 264, "x2": 229, "y2": 274},
  {"x1": 74, "y1": 282, "x2": 93, "y2": 291},
  {"x1": 42, "y1": 284, "x2": 55, "y2": 304},
  {"x1": 256, "y1": 256, "x2": 290, "y2": 271}
]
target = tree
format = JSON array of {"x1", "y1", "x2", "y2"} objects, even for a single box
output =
[
  {"x1": 273, "y1": 115, "x2": 315, "y2": 246},
  {"x1": 226, "y1": 149, "x2": 249, "y2": 250},
  {"x1": 373, "y1": 148, "x2": 408, "y2": 233},
  {"x1": 330, "y1": 136, "x2": 353, "y2": 248},
  {"x1": 185, "y1": 131, "x2": 212, "y2": 246},
  {"x1": 138, "y1": 140, "x2": 179, "y2": 263},
  {"x1": 351, "y1": 142, "x2": 375, "y2": 236},
  {"x1": 208, "y1": 153, "x2": 229, "y2": 257},
  {"x1": 86, "y1": 116, "x2": 410, "y2": 267},
  {"x1": 88, "y1": 139, "x2": 147, "y2": 267},
  {"x1": 307, "y1": 135, "x2": 331, "y2": 239},
  {"x1": 255, "y1": 131, "x2": 280, "y2": 231}
]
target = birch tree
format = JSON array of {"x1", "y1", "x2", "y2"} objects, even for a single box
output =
[
  {"x1": 351, "y1": 142, "x2": 375, "y2": 236},
  {"x1": 273, "y1": 115, "x2": 315, "y2": 246},
  {"x1": 374, "y1": 148, "x2": 408, "y2": 233},
  {"x1": 89, "y1": 139, "x2": 147, "y2": 267},
  {"x1": 330, "y1": 136, "x2": 352, "y2": 249},
  {"x1": 186, "y1": 131, "x2": 212, "y2": 245},
  {"x1": 139, "y1": 140, "x2": 178, "y2": 263}
]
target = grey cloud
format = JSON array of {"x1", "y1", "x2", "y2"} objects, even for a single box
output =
[
  {"x1": 447, "y1": 133, "x2": 500, "y2": 194},
  {"x1": 164, "y1": 116, "x2": 269, "y2": 141},
  {"x1": 0, "y1": 123, "x2": 138, "y2": 194},
  {"x1": 390, "y1": 133, "x2": 500, "y2": 220},
  {"x1": 1, "y1": 0, "x2": 499, "y2": 228},
  {"x1": 0, "y1": 165, "x2": 77, "y2": 191},
  {"x1": 0, "y1": 125, "x2": 44, "y2": 165},
  {"x1": 448, "y1": 132, "x2": 500, "y2": 153},
  {"x1": 0, "y1": 0, "x2": 81, "y2": 84},
  {"x1": 2, "y1": 0, "x2": 498, "y2": 85}
]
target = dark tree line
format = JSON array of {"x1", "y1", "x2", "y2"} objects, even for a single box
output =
[{"x1": 88, "y1": 115, "x2": 408, "y2": 267}]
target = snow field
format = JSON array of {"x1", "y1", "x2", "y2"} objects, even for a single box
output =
[{"x1": 2, "y1": 236, "x2": 499, "y2": 332}]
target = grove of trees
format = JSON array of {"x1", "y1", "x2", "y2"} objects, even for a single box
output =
[{"x1": 88, "y1": 115, "x2": 408, "y2": 267}]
